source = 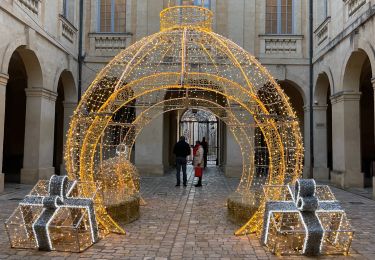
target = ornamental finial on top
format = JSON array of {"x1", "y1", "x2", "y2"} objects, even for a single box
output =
[{"x1": 160, "y1": 5, "x2": 213, "y2": 31}]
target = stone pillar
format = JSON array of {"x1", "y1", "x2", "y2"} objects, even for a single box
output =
[
  {"x1": 330, "y1": 92, "x2": 363, "y2": 188},
  {"x1": 223, "y1": 127, "x2": 242, "y2": 178},
  {"x1": 372, "y1": 78, "x2": 375, "y2": 137},
  {"x1": 313, "y1": 105, "x2": 330, "y2": 180},
  {"x1": 372, "y1": 78, "x2": 375, "y2": 196},
  {"x1": 0, "y1": 73, "x2": 9, "y2": 193},
  {"x1": 21, "y1": 88, "x2": 57, "y2": 184},
  {"x1": 302, "y1": 105, "x2": 310, "y2": 178},
  {"x1": 134, "y1": 108, "x2": 165, "y2": 176},
  {"x1": 60, "y1": 102, "x2": 77, "y2": 175}
]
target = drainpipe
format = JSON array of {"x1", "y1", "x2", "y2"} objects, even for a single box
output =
[
  {"x1": 78, "y1": 0, "x2": 84, "y2": 101},
  {"x1": 309, "y1": 0, "x2": 314, "y2": 178}
]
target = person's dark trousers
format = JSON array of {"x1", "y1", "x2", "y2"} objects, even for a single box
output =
[
  {"x1": 203, "y1": 154, "x2": 208, "y2": 168},
  {"x1": 176, "y1": 157, "x2": 187, "y2": 186},
  {"x1": 195, "y1": 176, "x2": 202, "y2": 187}
]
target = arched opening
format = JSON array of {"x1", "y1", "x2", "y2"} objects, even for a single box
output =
[
  {"x1": 127, "y1": 94, "x2": 254, "y2": 188},
  {"x1": 327, "y1": 85, "x2": 332, "y2": 173},
  {"x1": 360, "y1": 57, "x2": 374, "y2": 187},
  {"x1": 278, "y1": 80, "x2": 305, "y2": 135},
  {"x1": 53, "y1": 79, "x2": 65, "y2": 175},
  {"x1": 161, "y1": 88, "x2": 231, "y2": 173},
  {"x1": 338, "y1": 50, "x2": 374, "y2": 187},
  {"x1": 314, "y1": 72, "x2": 333, "y2": 180},
  {"x1": 3, "y1": 46, "x2": 45, "y2": 184},
  {"x1": 53, "y1": 70, "x2": 77, "y2": 175},
  {"x1": 2, "y1": 51, "x2": 27, "y2": 183},
  {"x1": 180, "y1": 108, "x2": 219, "y2": 166}
]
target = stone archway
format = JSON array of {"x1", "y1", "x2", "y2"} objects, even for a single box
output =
[
  {"x1": 332, "y1": 49, "x2": 374, "y2": 188},
  {"x1": 2, "y1": 51, "x2": 27, "y2": 183},
  {"x1": 278, "y1": 80, "x2": 305, "y2": 137},
  {"x1": 179, "y1": 108, "x2": 219, "y2": 166},
  {"x1": 359, "y1": 57, "x2": 374, "y2": 187},
  {"x1": 65, "y1": 6, "x2": 303, "y2": 235},
  {"x1": 1, "y1": 46, "x2": 46, "y2": 185},
  {"x1": 53, "y1": 70, "x2": 77, "y2": 175},
  {"x1": 313, "y1": 72, "x2": 333, "y2": 180}
]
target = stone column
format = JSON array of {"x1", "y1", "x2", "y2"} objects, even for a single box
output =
[
  {"x1": 223, "y1": 104, "x2": 247, "y2": 178},
  {"x1": 60, "y1": 102, "x2": 77, "y2": 175},
  {"x1": 372, "y1": 78, "x2": 375, "y2": 194},
  {"x1": 313, "y1": 105, "x2": 330, "y2": 180},
  {"x1": 330, "y1": 91, "x2": 362, "y2": 188},
  {"x1": 21, "y1": 88, "x2": 57, "y2": 184},
  {"x1": 223, "y1": 127, "x2": 242, "y2": 178},
  {"x1": 0, "y1": 73, "x2": 9, "y2": 193},
  {"x1": 302, "y1": 105, "x2": 310, "y2": 178},
  {"x1": 134, "y1": 107, "x2": 165, "y2": 176}
]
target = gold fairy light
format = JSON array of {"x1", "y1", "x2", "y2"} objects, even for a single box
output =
[
  {"x1": 5, "y1": 176, "x2": 101, "y2": 252},
  {"x1": 64, "y1": 4, "x2": 304, "y2": 238}
]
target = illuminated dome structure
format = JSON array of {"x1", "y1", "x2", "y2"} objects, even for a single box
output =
[{"x1": 65, "y1": 6, "x2": 303, "y2": 235}]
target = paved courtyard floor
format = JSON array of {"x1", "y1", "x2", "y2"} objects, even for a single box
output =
[{"x1": 0, "y1": 166, "x2": 374, "y2": 259}]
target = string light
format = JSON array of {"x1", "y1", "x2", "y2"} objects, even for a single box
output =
[
  {"x1": 261, "y1": 180, "x2": 353, "y2": 255},
  {"x1": 5, "y1": 176, "x2": 100, "y2": 252},
  {"x1": 62, "y1": 4, "x2": 303, "y2": 238}
]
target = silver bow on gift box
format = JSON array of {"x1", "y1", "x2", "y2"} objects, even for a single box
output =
[
  {"x1": 19, "y1": 175, "x2": 99, "y2": 251},
  {"x1": 261, "y1": 179, "x2": 343, "y2": 255}
]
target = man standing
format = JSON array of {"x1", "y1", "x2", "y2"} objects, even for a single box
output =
[
  {"x1": 173, "y1": 136, "x2": 191, "y2": 187},
  {"x1": 201, "y1": 137, "x2": 208, "y2": 168}
]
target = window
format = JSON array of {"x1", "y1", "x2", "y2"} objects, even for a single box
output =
[
  {"x1": 97, "y1": 0, "x2": 126, "y2": 33},
  {"x1": 63, "y1": 0, "x2": 75, "y2": 23},
  {"x1": 266, "y1": 0, "x2": 294, "y2": 34},
  {"x1": 178, "y1": 0, "x2": 211, "y2": 9}
]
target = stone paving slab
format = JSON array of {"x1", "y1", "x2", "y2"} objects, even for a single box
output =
[{"x1": 0, "y1": 167, "x2": 374, "y2": 259}]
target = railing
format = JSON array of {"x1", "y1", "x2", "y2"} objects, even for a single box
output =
[
  {"x1": 17, "y1": 0, "x2": 40, "y2": 14},
  {"x1": 59, "y1": 15, "x2": 77, "y2": 43},
  {"x1": 89, "y1": 33, "x2": 132, "y2": 56},
  {"x1": 314, "y1": 17, "x2": 330, "y2": 47},
  {"x1": 260, "y1": 35, "x2": 303, "y2": 55},
  {"x1": 345, "y1": 0, "x2": 367, "y2": 17}
]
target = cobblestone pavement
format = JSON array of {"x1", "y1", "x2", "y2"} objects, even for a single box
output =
[{"x1": 0, "y1": 166, "x2": 374, "y2": 259}]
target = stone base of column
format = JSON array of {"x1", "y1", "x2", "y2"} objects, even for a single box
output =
[
  {"x1": 330, "y1": 171, "x2": 344, "y2": 188},
  {"x1": 302, "y1": 167, "x2": 310, "y2": 178},
  {"x1": 135, "y1": 164, "x2": 165, "y2": 176},
  {"x1": 373, "y1": 177, "x2": 375, "y2": 199},
  {"x1": 60, "y1": 163, "x2": 67, "y2": 175},
  {"x1": 331, "y1": 170, "x2": 364, "y2": 188},
  {"x1": 223, "y1": 165, "x2": 242, "y2": 178},
  {"x1": 313, "y1": 167, "x2": 330, "y2": 180},
  {"x1": 20, "y1": 167, "x2": 55, "y2": 184},
  {"x1": 0, "y1": 173, "x2": 4, "y2": 193}
]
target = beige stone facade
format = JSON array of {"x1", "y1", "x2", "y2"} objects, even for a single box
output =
[
  {"x1": 0, "y1": 0, "x2": 373, "y2": 192},
  {"x1": 0, "y1": 0, "x2": 78, "y2": 191},
  {"x1": 313, "y1": 0, "x2": 375, "y2": 188}
]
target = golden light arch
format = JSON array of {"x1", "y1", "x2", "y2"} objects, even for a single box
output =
[{"x1": 65, "y1": 5, "x2": 303, "y2": 235}]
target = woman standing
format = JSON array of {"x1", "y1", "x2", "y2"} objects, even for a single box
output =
[{"x1": 193, "y1": 141, "x2": 204, "y2": 187}]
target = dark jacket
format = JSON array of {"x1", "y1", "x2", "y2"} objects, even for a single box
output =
[
  {"x1": 201, "y1": 141, "x2": 208, "y2": 155},
  {"x1": 173, "y1": 140, "x2": 191, "y2": 158}
]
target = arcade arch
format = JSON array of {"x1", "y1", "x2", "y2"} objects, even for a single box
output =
[
  {"x1": 328, "y1": 49, "x2": 374, "y2": 188},
  {"x1": 313, "y1": 72, "x2": 333, "y2": 180},
  {"x1": 2, "y1": 51, "x2": 27, "y2": 183},
  {"x1": 53, "y1": 70, "x2": 77, "y2": 175},
  {"x1": 1, "y1": 46, "x2": 45, "y2": 184}
]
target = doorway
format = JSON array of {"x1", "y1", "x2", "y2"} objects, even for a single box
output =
[{"x1": 180, "y1": 108, "x2": 219, "y2": 165}]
